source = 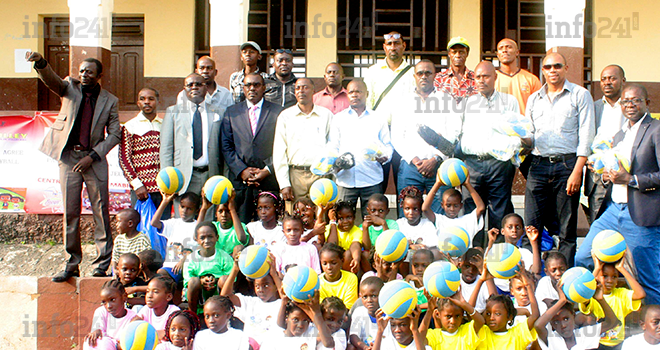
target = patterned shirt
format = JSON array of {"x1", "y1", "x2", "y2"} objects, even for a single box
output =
[
  {"x1": 118, "y1": 112, "x2": 162, "y2": 192},
  {"x1": 112, "y1": 232, "x2": 152, "y2": 263},
  {"x1": 264, "y1": 73, "x2": 297, "y2": 108},
  {"x1": 434, "y1": 67, "x2": 477, "y2": 103},
  {"x1": 229, "y1": 68, "x2": 269, "y2": 104}
]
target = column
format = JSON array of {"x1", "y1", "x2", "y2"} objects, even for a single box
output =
[
  {"x1": 545, "y1": 0, "x2": 586, "y2": 85},
  {"x1": 67, "y1": 0, "x2": 113, "y2": 85},
  {"x1": 450, "y1": 0, "x2": 481, "y2": 70},
  {"x1": 209, "y1": 0, "x2": 245, "y2": 88},
  {"x1": 306, "y1": 0, "x2": 338, "y2": 77}
]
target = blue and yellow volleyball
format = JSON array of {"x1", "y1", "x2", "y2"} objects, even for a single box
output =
[
  {"x1": 438, "y1": 226, "x2": 471, "y2": 257},
  {"x1": 156, "y1": 167, "x2": 185, "y2": 195},
  {"x1": 309, "y1": 178, "x2": 339, "y2": 206},
  {"x1": 486, "y1": 243, "x2": 521, "y2": 279},
  {"x1": 203, "y1": 175, "x2": 234, "y2": 205},
  {"x1": 238, "y1": 245, "x2": 271, "y2": 279},
  {"x1": 121, "y1": 321, "x2": 159, "y2": 350},
  {"x1": 593, "y1": 229, "x2": 627, "y2": 263},
  {"x1": 311, "y1": 152, "x2": 338, "y2": 176},
  {"x1": 378, "y1": 280, "x2": 418, "y2": 319},
  {"x1": 375, "y1": 230, "x2": 409, "y2": 263},
  {"x1": 438, "y1": 158, "x2": 469, "y2": 187},
  {"x1": 561, "y1": 267, "x2": 597, "y2": 304},
  {"x1": 423, "y1": 261, "x2": 461, "y2": 298},
  {"x1": 282, "y1": 265, "x2": 320, "y2": 302}
]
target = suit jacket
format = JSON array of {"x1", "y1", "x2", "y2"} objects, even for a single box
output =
[
  {"x1": 160, "y1": 101, "x2": 222, "y2": 192},
  {"x1": 584, "y1": 99, "x2": 608, "y2": 197},
  {"x1": 221, "y1": 99, "x2": 283, "y2": 187},
  {"x1": 599, "y1": 114, "x2": 660, "y2": 226},
  {"x1": 37, "y1": 63, "x2": 120, "y2": 179}
]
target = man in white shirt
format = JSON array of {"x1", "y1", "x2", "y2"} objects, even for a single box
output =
[
  {"x1": 177, "y1": 56, "x2": 233, "y2": 113},
  {"x1": 273, "y1": 78, "x2": 333, "y2": 203}
]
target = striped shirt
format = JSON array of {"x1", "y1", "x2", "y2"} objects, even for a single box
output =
[{"x1": 112, "y1": 232, "x2": 152, "y2": 263}]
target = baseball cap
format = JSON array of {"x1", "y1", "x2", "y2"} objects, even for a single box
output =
[
  {"x1": 447, "y1": 36, "x2": 470, "y2": 50},
  {"x1": 240, "y1": 41, "x2": 262, "y2": 54}
]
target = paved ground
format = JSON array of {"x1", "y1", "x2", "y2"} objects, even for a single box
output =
[{"x1": 0, "y1": 243, "x2": 99, "y2": 277}]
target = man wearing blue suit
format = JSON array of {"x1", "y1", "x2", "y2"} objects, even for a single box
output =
[
  {"x1": 576, "y1": 84, "x2": 660, "y2": 304},
  {"x1": 221, "y1": 73, "x2": 283, "y2": 222}
]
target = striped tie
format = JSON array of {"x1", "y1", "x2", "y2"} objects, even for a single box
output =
[{"x1": 249, "y1": 105, "x2": 259, "y2": 135}]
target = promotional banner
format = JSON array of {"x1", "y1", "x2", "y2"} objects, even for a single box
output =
[{"x1": 0, "y1": 113, "x2": 131, "y2": 214}]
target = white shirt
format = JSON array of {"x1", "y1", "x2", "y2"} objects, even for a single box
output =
[
  {"x1": 137, "y1": 304, "x2": 180, "y2": 331},
  {"x1": 235, "y1": 294, "x2": 283, "y2": 345},
  {"x1": 247, "y1": 221, "x2": 286, "y2": 249},
  {"x1": 378, "y1": 325, "x2": 432, "y2": 350},
  {"x1": 185, "y1": 98, "x2": 210, "y2": 167},
  {"x1": 272, "y1": 241, "x2": 322, "y2": 274},
  {"x1": 539, "y1": 323, "x2": 601, "y2": 350},
  {"x1": 535, "y1": 276, "x2": 559, "y2": 304},
  {"x1": 611, "y1": 118, "x2": 643, "y2": 204},
  {"x1": 622, "y1": 333, "x2": 660, "y2": 350},
  {"x1": 327, "y1": 107, "x2": 393, "y2": 188},
  {"x1": 273, "y1": 104, "x2": 333, "y2": 188},
  {"x1": 460, "y1": 276, "x2": 491, "y2": 312},
  {"x1": 434, "y1": 210, "x2": 484, "y2": 248},
  {"x1": 158, "y1": 218, "x2": 198, "y2": 268},
  {"x1": 155, "y1": 342, "x2": 183, "y2": 350},
  {"x1": 494, "y1": 247, "x2": 533, "y2": 292},
  {"x1": 396, "y1": 217, "x2": 439, "y2": 248},
  {"x1": 123, "y1": 111, "x2": 163, "y2": 136},
  {"x1": 460, "y1": 91, "x2": 521, "y2": 156},
  {"x1": 390, "y1": 90, "x2": 461, "y2": 162},
  {"x1": 594, "y1": 98, "x2": 625, "y2": 143},
  {"x1": 193, "y1": 328, "x2": 250, "y2": 350},
  {"x1": 350, "y1": 306, "x2": 379, "y2": 346},
  {"x1": 363, "y1": 59, "x2": 416, "y2": 124}
]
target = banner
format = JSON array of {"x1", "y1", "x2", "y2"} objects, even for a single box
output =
[{"x1": 0, "y1": 113, "x2": 131, "y2": 214}]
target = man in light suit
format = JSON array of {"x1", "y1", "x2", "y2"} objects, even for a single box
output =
[
  {"x1": 221, "y1": 73, "x2": 283, "y2": 222},
  {"x1": 160, "y1": 73, "x2": 222, "y2": 217},
  {"x1": 576, "y1": 84, "x2": 660, "y2": 303},
  {"x1": 27, "y1": 51, "x2": 120, "y2": 282}
]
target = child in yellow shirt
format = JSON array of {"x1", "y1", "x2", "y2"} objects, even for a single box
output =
[
  {"x1": 319, "y1": 243, "x2": 358, "y2": 309},
  {"x1": 326, "y1": 201, "x2": 362, "y2": 274}
]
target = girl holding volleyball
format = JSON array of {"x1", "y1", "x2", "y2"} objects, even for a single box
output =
[
  {"x1": 373, "y1": 306, "x2": 429, "y2": 350},
  {"x1": 396, "y1": 186, "x2": 441, "y2": 258},
  {"x1": 294, "y1": 197, "x2": 328, "y2": 251},
  {"x1": 155, "y1": 310, "x2": 200, "y2": 350},
  {"x1": 83, "y1": 280, "x2": 137, "y2": 350}
]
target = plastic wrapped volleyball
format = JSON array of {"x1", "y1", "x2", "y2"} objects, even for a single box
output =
[
  {"x1": 121, "y1": 321, "x2": 159, "y2": 350},
  {"x1": 592, "y1": 229, "x2": 627, "y2": 263},
  {"x1": 203, "y1": 175, "x2": 233, "y2": 205},
  {"x1": 363, "y1": 142, "x2": 386, "y2": 161},
  {"x1": 438, "y1": 158, "x2": 468, "y2": 187},
  {"x1": 156, "y1": 167, "x2": 185, "y2": 195},
  {"x1": 375, "y1": 230, "x2": 409, "y2": 263},
  {"x1": 561, "y1": 267, "x2": 597, "y2": 303},
  {"x1": 495, "y1": 112, "x2": 533, "y2": 139},
  {"x1": 311, "y1": 151, "x2": 339, "y2": 176},
  {"x1": 486, "y1": 243, "x2": 522, "y2": 279},
  {"x1": 238, "y1": 245, "x2": 271, "y2": 279},
  {"x1": 309, "y1": 178, "x2": 339, "y2": 206},
  {"x1": 437, "y1": 226, "x2": 471, "y2": 257},
  {"x1": 423, "y1": 261, "x2": 461, "y2": 298},
  {"x1": 379, "y1": 280, "x2": 418, "y2": 319},
  {"x1": 282, "y1": 265, "x2": 320, "y2": 302}
]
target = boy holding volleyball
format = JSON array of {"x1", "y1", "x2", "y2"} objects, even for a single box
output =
[{"x1": 350, "y1": 277, "x2": 385, "y2": 350}]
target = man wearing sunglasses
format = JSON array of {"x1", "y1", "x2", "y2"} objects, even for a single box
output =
[
  {"x1": 264, "y1": 48, "x2": 297, "y2": 109},
  {"x1": 524, "y1": 52, "x2": 595, "y2": 266},
  {"x1": 176, "y1": 56, "x2": 233, "y2": 114}
]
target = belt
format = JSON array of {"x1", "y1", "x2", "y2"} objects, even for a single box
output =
[
  {"x1": 466, "y1": 154, "x2": 494, "y2": 161},
  {"x1": 290, "y1": 165, "x2": 311, "y2": 170},
  {"x1": 72, "y1": 145, "x2": 88, "y2": 151},
  {"x1": 538, "y1": 153, "x2": 576, "y2": 164},
  {"x1": 193, "y1": 165, "x2": 209, "y2": 172}
]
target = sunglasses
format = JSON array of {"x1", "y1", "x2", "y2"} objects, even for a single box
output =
[
  {"x1": 415, "y1": 70, "x2": 434, "y2": 77},
  {"x1": 542, "y1": 63, "x2": 564, "y2": 70},
  {"x1": 384, "y1": 33, "x2": 401, "y2": 40},
  {"x1": 184, "y1": 82, "x2": 205, "y2": 88},
  {"x1": 244, "y1": 82, "x2": 263, "y2": 88},
  {"x1": 276, "y1": 49, "x2": 293, "y2": 54}
]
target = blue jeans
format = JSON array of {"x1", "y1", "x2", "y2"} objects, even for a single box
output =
[
  {"x1": 524, "y1": 155, "x2": 580, "y2": 266},
  {"x1": 575, "y1": 201, "x2": 660, "y2": 304},
  {"x1": 397, "y1": 160, "x2": 445, "y2": 217}
]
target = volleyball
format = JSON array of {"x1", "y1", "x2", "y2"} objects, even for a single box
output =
[
  {"x1": 311, "y1": 151, "x2": 339, "y2": 176},
  {"x1": 588, "y1": 153, "x2": 606, "y2": 174},
  {"x1": 378, "y1": 280, "x2": 418, "y2": 319},
  {"x1": 375, "y1": 230, "x2": 409, "y2": 263},
  {"x1": 156, "y1": 167, "x2": 185, "y2": 195},
  {"x1": 121, "y1": 321, "x2": 159, "y2": 350},
  {"x1": 592, "y1": 229, "x2": 627, "y2": 263},
  {"x1": 438, "y1": 226, "x2": 471, "y2": 257},
  {"x1": 438, "y1": 158, "x2": 468, "y2": 187},
  {"x1": 561, "y1": 267, "x2": 597, "y2": 304},
  {"x1": 309, "y1": 178, "x2": 339, "y2": 206},
  {"x1": 486, "y1": 243, "x2": 522, "y2": 279},
  {"x1": 282, "y1": 265, "x2": 320, "y2": 302},
  {"x1": 238, "y1": 245, "x2": 271, "y2": 279},
  {"x1": 202, "y1": 175, "x2": 233, "y2": 205},
  {"x1": 423, "y1": 261, "x2": 461, "y2": 298}
]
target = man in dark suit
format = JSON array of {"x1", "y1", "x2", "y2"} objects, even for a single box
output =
[
  {"x1": 221, "y1": 73, "x2": 283, "y2": 222},
  {"x1": 576, "y1": 84, "x2": 660, "y2": 304},
  {"x1": 27, "y1": 52, "x2": 120, "y2": 282}
]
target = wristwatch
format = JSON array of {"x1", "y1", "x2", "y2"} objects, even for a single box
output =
[{"x1": 628, "y1": 176, "x2": 638, "y2": 188}]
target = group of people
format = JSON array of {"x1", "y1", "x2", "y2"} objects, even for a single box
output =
[{"x1": 26, "y1": 28, "x2": 660, "y2": 350}]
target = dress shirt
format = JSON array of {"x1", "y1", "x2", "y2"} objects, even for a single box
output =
[
  {"x1": 611, "y1": 117, "x2": 643, "y2": 204},
  {"x1": 313, "y1": 87, "x2": 350, "y2": 114},
  {"x1": 327, "y1": 107, "x2": 393, "y2": 188},
  {"x1": 460, "y1": 91, "x2": 521, "y2": 156},
  {"x1": 594, "y1": 97, "x2": 625, "y2": 142},
  {"x1": 391, "y1": 90, "x2": 461, "y2": 162},
  {"x1": 185, "y1": 99, "x2": 210, "y2": 167},
  {"x1": 525, "y1": 80, "x2": 595, "y2": 157},
  {"x1": 272, "y1": 104, "x2": 333, "y2": 188},
  {"x1": 363, "y1": 59, "x2": 416, "y2": 124},
  {"x1": 246, "y1": 98, "x2": 265, "y2": 130},
  {"x1": 433, "y1": 67, "x2": 477, "y2": 103}
]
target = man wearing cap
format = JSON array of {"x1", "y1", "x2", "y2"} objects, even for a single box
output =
[
  {"x1": 177, "y1": 56, "x2": 233, "y2": 113},
  {"x1": 230, "y1": 41, "x2": 269, "y2": 104},
  {"x1": 434, "y1": 37, "x2": 477, "y2": 103},
  {"x1": 313, "y1": 62, "x2": 349, "y2": 114},
  {"x1": 265, "y1": 49, "x2": 297, "y2": 108},
  {"x1": 495, "y1": 38, "x2": 542, "y2": 114}
]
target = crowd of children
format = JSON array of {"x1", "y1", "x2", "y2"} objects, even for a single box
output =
[{"x1": 83, "y1": 175, "x2": 659, "y2": 350}]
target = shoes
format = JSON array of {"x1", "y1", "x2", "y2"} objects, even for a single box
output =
[
  {"x1": 91, "y1": 268, "x2": 107, "y2": 277},
  {"x1": 52, "y1": 270, "x2": 80, "y2": 283}
]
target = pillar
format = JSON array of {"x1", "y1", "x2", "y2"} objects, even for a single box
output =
[
  {"x1": 306, "y1": 0, "x2": 338, "y2": 77},
  {"x1": 209, "y1": 0, "x2": 246, "y2": 89},
  {"x1": 450, "y1": 0, "x2": 481, "y2": 70},
  {"x1": 67, "y1": 0, "x2": 113, "y2": 86},
  {"x1": 545, "y1": 0, "x2": 586, "y2": 86}
]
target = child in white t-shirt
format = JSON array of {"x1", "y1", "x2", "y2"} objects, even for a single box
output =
[
  {"x1": 247, "y1": 192, "x2": 285, "y2": 249},
  {"x1": 193, "y1": 296, "x2": 250, "y2": 350},
  {"x1": 622, "y1": 304, "x2": 660, "y2": 349},
  {"x1": 271, "y1": 215, "x2": 321, "y2": 276},
  {"x1": 459, "y1": 248, "x2": 496, "y2": 313},
  {"x1": 397, "y1": 186, "x2": 439, "y2": 255},
  {"x1": 373, "y1": 307, "x2": 430, "y2": 350}
]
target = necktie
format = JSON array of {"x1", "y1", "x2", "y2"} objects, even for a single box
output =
[
  {"x1": 192, "y1": 104, "x2": 203, "y2": 160},
  {"x1": 249, "y1": 105, "x2": 259, "y2": 135},
  {"x1": 79, "y1": 91, "x2": 94, "y2": 149}
]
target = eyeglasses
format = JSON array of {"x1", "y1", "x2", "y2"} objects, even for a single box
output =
[
  {"x1": 384, "y1": 33, "x2": 401, "y2": 40},
  {"x1": 276, "y1": 49, "x2": 292, "y2": 54},
  {"x1": 184, "y1": 82, "x2": 205, "y2": 88},
  {"x1": 244, "y1": 82, "x2": 263, "y2": 88},
  {"x1": 542, "y1": 63, "x2": 564, "y2": 70},
  {"x1": 415, "y1": 70, "x2": 434, "y2": 77},
  {"x1": 621, "y1": 98, "x2": 645, "y2": 106}
]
